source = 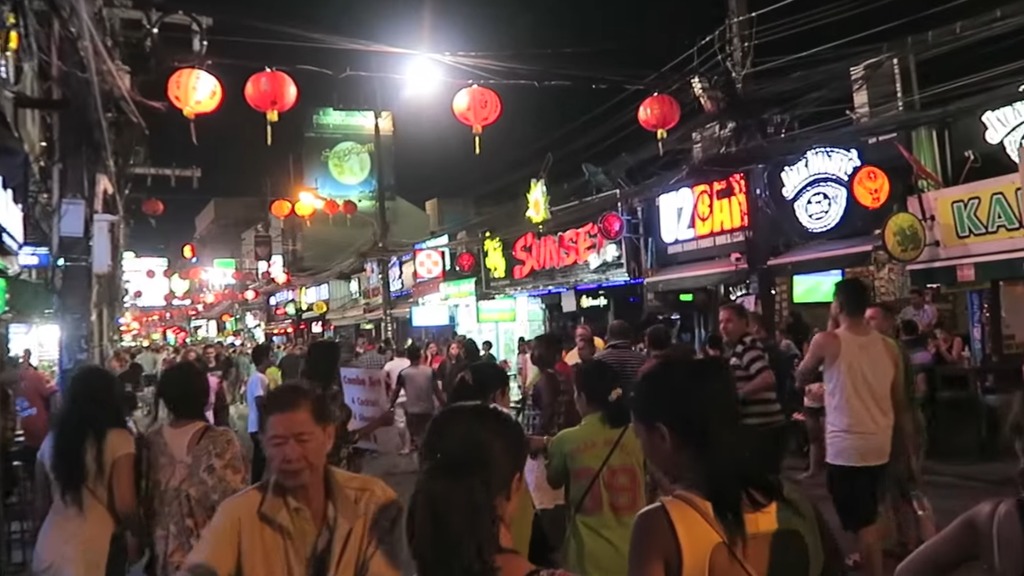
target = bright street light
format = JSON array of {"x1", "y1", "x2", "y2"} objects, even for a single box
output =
[{"x1": 404, "y1": 54, "x2": 443, "y2": 96}]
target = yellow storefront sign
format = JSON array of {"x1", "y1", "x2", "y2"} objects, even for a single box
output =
[{"x1": 934, "y1": 181, "x2": 1024, "y2": 247}]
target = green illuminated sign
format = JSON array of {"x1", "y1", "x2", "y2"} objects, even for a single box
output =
[
  {"x1": 477, "y1": 298, "x2": 516, "y2": 323},
  {"x1": 678, "y1": 293, "x2": 694, "y2": 302},
  {"x1": 440, "y1": 278, "x2": 476, "y2": 300},
  {"x1": 0, "y1": 277, "x2": 7, "y2": 314}
]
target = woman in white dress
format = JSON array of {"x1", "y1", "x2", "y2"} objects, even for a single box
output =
[{"x1": 32, "y1": 365, "x2": 140, "y2": 576}]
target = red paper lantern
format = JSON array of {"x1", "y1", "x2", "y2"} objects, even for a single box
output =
[
  {"x1": 141, "y1": 198, "x2": 164, "y2": 217},
  {"x1": 243, "y1": 289, "x2": 259, "y2": 302},
  {"x1": 452, "y1": 85, "x2": 502, "y2": 154},
  {"x1": 323, "y1": 199, "x2": 341, "y2": 216},
  {"x1": 341, "y1": 199, "x2": 358, "y2": 216},
  {"x1": 637, "y1": 93, "x2": 681, "y2": 155},
  {"x1": 269, "y1": 198, "x2": 294, "y2": 219},
  {"x1": 166, "y1": 67, "x2": 223, "y2": 120},
  {"x1": 244, "y1": 69, "x2": 299, "y2": 145}
]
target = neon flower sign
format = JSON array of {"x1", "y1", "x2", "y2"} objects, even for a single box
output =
[
  {"x1": 511, "y1": 220, "x2": 622, "y2": 280},
  {"x1": 780, "y1": 147, "x2": 862, "y2": 234}
]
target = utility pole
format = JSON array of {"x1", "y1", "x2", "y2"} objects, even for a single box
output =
[
  {"x1": 372, "y1": 79, "x2": 394, "y2": 343},
  {"x1": 727, "y1": 0, "x2": 751, "y2": 94}
]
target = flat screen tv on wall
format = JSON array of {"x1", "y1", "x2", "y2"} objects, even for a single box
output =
[{"x1": 792, "y1": 269, "x2": 844, "y2": 304}]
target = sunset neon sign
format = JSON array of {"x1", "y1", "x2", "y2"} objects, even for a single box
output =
[{"x1": 510, "y1": 216, "x2": 624, "y2": 280}]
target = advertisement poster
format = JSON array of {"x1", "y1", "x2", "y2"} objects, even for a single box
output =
[
  {"x1": 304, "y1": 108, "x2": 395, "y2": 201},
  {"x1": 339, "y1": 367, "x2": 400, "y2": 452}
]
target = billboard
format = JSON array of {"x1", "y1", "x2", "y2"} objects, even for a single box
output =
[
  {"x1": 122, "y1": 253, "x2": 170, "y2": 308},
  {"x1": 303, "y1": 108, "x2": 395, "y2": 201}
]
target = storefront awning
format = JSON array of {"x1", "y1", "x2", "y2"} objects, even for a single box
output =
[
  {"x1": 767, "y1": 235, "x2": 876, "y2": 271},
  {"x1": 907, "y1": 249, "x2": 1024, "y2": 287},
  {"x1": 645, "y1": 259, "x2": 747, "y2": 292}
]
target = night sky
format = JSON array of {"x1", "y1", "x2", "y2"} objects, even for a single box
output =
[{"x1": 128, "y1": 0, "x2": 1006, "y2": 256}]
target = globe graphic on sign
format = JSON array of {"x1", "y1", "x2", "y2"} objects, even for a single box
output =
[{"x1": 325, "y1": 141, "x2": 372, "y2": 186}]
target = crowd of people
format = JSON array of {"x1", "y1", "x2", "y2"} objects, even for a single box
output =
[{"x1": 2, "y1": 277, "x2": 1023, "y2": 575}]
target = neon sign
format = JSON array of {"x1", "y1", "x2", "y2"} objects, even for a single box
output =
[
  {"x1": 658, "y1": 173, "x2": 749, "y2": 245},
  {"x1": 981, "y1": 100, "x2": 1024, "y2": 162},
  {"x1": 0, "y1": 179, "x2": 24, "y2": 252},
  {"x1": 511, "y1": 221, "x2": 619, "y2": 280},
  {"x1": 483, "y1": 234, "x2": 507, "y2": 279},
  {"x1": 780, "y1": 147, "x2": 862, "y2": 234},
  {"x1": 525, "y1": 178, "x2": 551, "y2": 224},
  {"x1": 579, "y1": 294, "x2": 609, "y2": 309}
]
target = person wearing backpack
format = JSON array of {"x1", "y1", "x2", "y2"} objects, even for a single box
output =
[
  {"x1": 141, "y1": 362, "x2": 248, "y2": 575},
  {"x1": 628, "y1": 357, "x2": 844, "y2": 576}
]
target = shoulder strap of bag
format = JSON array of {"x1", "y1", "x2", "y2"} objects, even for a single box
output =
[
  {"x1": 571, "y1": 425, "x2": 630, "y2": 517},
  {"x1": 670, "y1": 490, "x2": 760, "y2": 576}
]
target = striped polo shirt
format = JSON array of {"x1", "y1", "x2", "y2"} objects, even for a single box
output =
[
  {"x1": 595, "y1": 341, "x2": 648, "y2": 392},
  {"x1": 729, "y1": 334, "x2": 785, "y2": 426}
]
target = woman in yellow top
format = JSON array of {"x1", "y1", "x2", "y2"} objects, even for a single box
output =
[
  {"x1": 627, "y1": 357, "x2": 844, "y2": 576},
  {"x1": 265, "y1": 365, "x2": 282, "y2": 390},
  {"x1": 546, "y1": 359, "x2": 646, "y2": 576}
]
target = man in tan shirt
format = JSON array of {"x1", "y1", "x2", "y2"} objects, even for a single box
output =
[{"x1": 181, "y1": 384, "x2": 403, "y2": 576}]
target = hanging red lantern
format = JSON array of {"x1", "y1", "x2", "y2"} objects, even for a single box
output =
[
  {"x1": 269, "y1": 198, "x2": 294, "y2": 219},
  {"x1": 323, "y1": 199, "x2": 340, "y2": 216},
  {"x1": 637, "y1": 93, "x2": 681, "y2": 156},
  {"x1": 341, "y1": 199, "x2": 358, "y2": 216},
  {"x1": 244, "y1": 69, "x2": 299, "y2": 146},
  {"x1": 452, "y1": 84, "x2": 502, "y2": 155},
  {"x1": 141, "y1": 198, "x2": 165, "y2": 217},
  {"x1": 167, "y1": 68, "x2": 224, "y2": 120}
]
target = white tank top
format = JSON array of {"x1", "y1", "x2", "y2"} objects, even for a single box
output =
[{"x1": 823, "y1": 329, "x2": 895, "y2": 466}]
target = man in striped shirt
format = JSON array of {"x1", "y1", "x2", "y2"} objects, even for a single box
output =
[
  {"x1": 719, "y1": 303, "x2": 787, "y2": 477},
  {"x1": 595, "y1": 320, "x2": 647, "y2": 392}
]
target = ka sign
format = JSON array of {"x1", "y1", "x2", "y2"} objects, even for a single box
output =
[
  {"x1": 780, "y1": 147, "x2": 861, "y2": 234},
  {"x1": 0, "y1": 178, "x2": 24, "y2": 253},
  {"x1": 657, "y1": 173, "x2": 749, "y2": 252}
]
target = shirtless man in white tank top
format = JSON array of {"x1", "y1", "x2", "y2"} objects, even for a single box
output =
[{"x1": 797, "y1": 278, "x2": 911, "y2": 576}]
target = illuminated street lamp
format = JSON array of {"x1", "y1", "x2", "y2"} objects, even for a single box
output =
[{"x1": 404, "y1": 54, "x2": 442, "y2": 96}]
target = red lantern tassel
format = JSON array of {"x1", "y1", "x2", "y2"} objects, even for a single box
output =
[
  {"x1": 656, "y1": 128, "x2": 668, "y2": 156},
  {"x1": 473, "y1": 125, "x2": 482, "y2": 155},
  {"x1": 265, "y1": 110, "x2": 279, "y2": 146},
  {"x1": 190, "y1": 121, "x2": 198, "y2": 146}
]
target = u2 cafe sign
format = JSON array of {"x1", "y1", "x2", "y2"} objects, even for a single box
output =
[
  {"x1": 780, "y1": 147, "x2": 890, "y2": 234},
  {"x1": 657, "y1": 173, "x2": 749, "y2": 254},
  {"x1": 484, "y1": 215, "x2": 626, "y2": 281}
]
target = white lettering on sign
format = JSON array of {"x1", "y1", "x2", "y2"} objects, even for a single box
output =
[
  {"x1": 981, "y1": 100, "x2": 1024, "y2": 162},
  {"x1": 780, "y1": 147, "x2": 861, "y2": 234},
  {"x1": 268, "y1": 289, "x2": 295, "y2": 307},
  {"x1": 0, "y1": 178, "x2": 24, "y2": 252},
  {"x1": 579, "y1": 294, "x2": 609, "y2": 309},
  {"x1": 780, "y1": 147, "x2": 861, "y2": 199},
  {"x1": 587, "y1": 242, "x2": 621, "y2": 271},
  {"x1": 659, "y1": 187, "x2": 696, "y2": 244}
]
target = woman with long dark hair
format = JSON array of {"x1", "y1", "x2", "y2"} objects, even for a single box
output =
[
  {"x1": 142, "y1": 361, "x2": 247, "y2": 575},
  {"x1": 407, "y1": 403, "x2": 573, "y2": 576},
  {"x1": 437, "y1": 340, "x2": 466, "y2": 396},
  {"x1": 628, "y1": 357, "x2": 842, "y2": 576},
  {"x1": 32, "y1": 366, "x2": 141, "y2": 576},
  {"x1": 544, "y1": 359, "x2": 645, "y2": 575}
]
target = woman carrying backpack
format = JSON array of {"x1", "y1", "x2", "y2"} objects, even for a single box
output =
[{"x1": 141, "y1": 362, "x2": 247, "y2": 575}]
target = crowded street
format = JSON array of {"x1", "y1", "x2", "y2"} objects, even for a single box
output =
[{"x1": 5, "y1": 1, "x2": 1024, "y2": 575}]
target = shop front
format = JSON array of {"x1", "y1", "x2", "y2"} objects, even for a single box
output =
[
  {"x1": 480, "y1": 210, "x2": 635, "y2": 344},
  {"x1": 908, "y1": 173, "x2": 1024, "y2": 360},
  {"x1": 644, "y1": 171, "x2": 756, "y2": 346},
  {"x1": 760, "y1": 144, "x2": 903, "y2": 331}
]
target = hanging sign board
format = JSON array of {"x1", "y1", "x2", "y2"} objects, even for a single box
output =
[
  {"x1": 657, "y1": 172, "x2": 749, "y2": 255},
  {"x1": 981, "y1": 100, "x2": 1024, "y2": 163},
  {"x1": 780, "y1": 147, "x2": 862, "y2": 234}
]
